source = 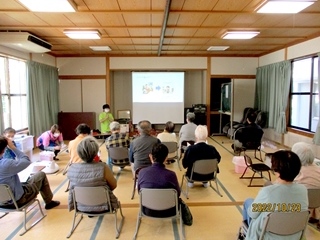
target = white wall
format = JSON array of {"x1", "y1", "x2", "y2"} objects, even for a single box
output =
[
  {"x1": 31, "y1": 53, "x2": 56, "y2": 66},
  {"x1": 258, "y1": 49, "x2": 285, "y2": 67},
  {"x1": 211, "y1": 57, "x2": 258, "y2": 75},
  {"x1": 110, "y1": 57, "x2": 207, "y2": 70},
  {"x1": 59, "y1": 79, "x2": 106, "y2": 128},
  {"x1": 233, "y1": 79, "x2": 256, "y2": 121},
  {"x1": 57, "y1": 57, "x2": 106, "y2": 75},
  {"x1": 287, "y1": 37, "x2": 320, "y2": 60},
  {"x1": 0, "y1": 46, "x2": 55, "y2": 66}
]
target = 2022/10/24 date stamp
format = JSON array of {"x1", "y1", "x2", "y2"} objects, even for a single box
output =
[{"x1": 252, "y1": 203, "x2": 301, "y2": 212}]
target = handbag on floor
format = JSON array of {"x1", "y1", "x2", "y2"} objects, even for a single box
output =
[{"x1": 179, "y1": 199, "x2": 193, "y2": 226}]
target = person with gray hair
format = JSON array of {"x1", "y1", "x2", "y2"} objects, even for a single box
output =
[
  {"x1": 157, "y1": 121, "x2": 178, "y2": 163},
  {"x1": 105, "y1": 121, "x2": 131, "y2": 171},
  {"x1": 182, "y1": 125, "x2": 221, "y2": 188},
  {"x1": 129, "y1": 120, "x2": 160, "y2": 171},
  {"x1": 292, "y1": 142, "x2": 320, "y2": 226},
  {"x1": 67, "y1": 136, "x2": 118, "y2": 212},
  {"x1": 178, "y1": 112, "x2": 197, "y2": 147}
]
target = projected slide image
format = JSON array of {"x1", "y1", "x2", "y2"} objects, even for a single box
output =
[{"x1": 133, "y1": 72, "x2": 184, "y2": 103}]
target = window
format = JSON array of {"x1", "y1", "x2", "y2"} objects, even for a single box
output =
[
  {"x1": 0, "y1": 56, "x2": 28, "y2": 131},
  {"x1": 289, "y1": 56, "x2": 319, "y2": 132}
]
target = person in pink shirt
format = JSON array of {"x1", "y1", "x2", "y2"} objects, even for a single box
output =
[{"x1": 36, "y1": 124, "x2": 63, "y2": 160}]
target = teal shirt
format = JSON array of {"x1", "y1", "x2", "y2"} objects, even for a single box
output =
[{"x1": 246, "y1": 183, "x2": 308, "y2": 240}]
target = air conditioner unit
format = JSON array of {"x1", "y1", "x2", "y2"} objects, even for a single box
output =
[{"x1": 0, "y1": 32, "x2": 52, "y2": 53}]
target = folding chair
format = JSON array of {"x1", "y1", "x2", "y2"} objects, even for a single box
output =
[
  {"x1": 308, "y1": 188, "x2": 320, "y2": 209},
  {"x1": 0, "y1": 184, "x2": 46, "y2": 236},
  {"x1": 232, "y1": 126, "x2": 264, "y2": 161},
  {"x1": 131, "y1": 166, "x2": 147, "y2": 200},
  {"x1": 178, "y1": 140, "x2": 195, "y2": 171},
  {"x1": 66, "y1": 186, "x2": 124, "y2": 239},
  {"x1": 161, "y1": 141, "x2": 178, "y2": 164},
  {"x1": 133, "y1": 188, "x2": 185, "y2": 240},
  {"x1": 259, "y1": 211, "x2": 309, "y2": 239},
  {"x1": 307, "y1": 188, "x2": 320, "y2": 226},
  {"x1": 180, "y1": 159, "x2": 222, "y2": 199},
  {"x1": 240, "y1": 154, "x2": 271, "y2": 187},
  {"x1": 238, "y1": 211, "x2": 309, "y2": 240},
  {"x1": 108, "y1": 147, "x2": 130, "y2": 169}
]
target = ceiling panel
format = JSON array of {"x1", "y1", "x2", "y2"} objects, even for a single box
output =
[{"x1": 0, "y1": 0, "x2": 319, "y2": 57}]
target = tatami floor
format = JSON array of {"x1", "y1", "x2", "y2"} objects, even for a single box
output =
[{"x1": 2, "y1": 135, "x2": 320, "y2": 240}]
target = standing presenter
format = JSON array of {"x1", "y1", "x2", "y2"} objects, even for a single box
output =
[{"x1": 99, "y1": 104, "x2": 114, "y2": 133}]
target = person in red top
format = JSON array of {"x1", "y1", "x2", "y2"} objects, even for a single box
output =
[{"x1": 36, "y1": 124, "x2": 64, "y2": 160}]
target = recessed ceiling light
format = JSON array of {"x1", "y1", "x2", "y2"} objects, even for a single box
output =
[
  {"x1": 222, "y1": 31, "x2": 260, "y2": 39},
  {"x1": 64, "y1": 30, "x2": 101, "y2": 39},
  {"x1": 256, "y1": 0, "x2": 316, "y2": 14},
  {"x1": 207, "y1": 46, "x2": 230, "y2": 51},
  {"x1": 89, "y1": 46, "x2": 112, "y2": 51},
  {"x1": 18, "y1": 0, "x2": 76, "y2": 12}
]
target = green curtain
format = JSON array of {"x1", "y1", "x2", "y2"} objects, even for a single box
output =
[
  {"x1": 27, "y1": 61, "x2": 59, "y2": 137},
  {"x1": 255, "y1": 60, "x2": 291, "y2": 134},
  {"x1": 313, "y1": 53, "x2": 320, "y2": 144}
]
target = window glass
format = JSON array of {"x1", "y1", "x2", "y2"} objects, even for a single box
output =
[
  {"x1": 290, "y1": 56, "x2": 319, "y2": 133},
  {"x1": 0, "y1": 57, "x2": 7, "y2": 94},
  {"x1": 0, "y1": 56, "x2": 28, "y2": 131},
  {"x1": 292, "y1": 58, "x2": 312, "y2": 92},
  {"x1": 290, "y1": 95, "x2": 310, "y2": 129},
  {"x1": 8, "y1": 58, "x2": 27, "y2": 94}
]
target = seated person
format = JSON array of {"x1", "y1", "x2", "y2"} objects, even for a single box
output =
[
  {"x1": 182, "y1": 125, "x2": 221, "y2": 188},
  {"x1": 0, "y1": 136, "x2": 60, "y2": 209},
  {"x1": 67, "y1": 136, "x2": 118, "y2": 212},
  {"x1": 105, "y1": 121, "x2": 131, "y2": 171},
  {"x1": 99, "y1": 104, "x2": 114, "y2": 133},
  {"x1": 138, "y1": 143, "x2": 181, "y2": 217},
  {"x1": 157, "y1": 121, "x2": 177, "y2": 163},
  {"x1": 242, "y1": 150, "x2": 308, "y2": 239},
  {"x1": 292, "y1": 142, "x2": 320, "y2": 228},
  {"x1": 36, "y1": 124, "x2": 64, "y2": 160},
  {"x1": 68, "y1": 123, "x2": 91, "y2": 165},
  {"x1": 232, "y1": 112, "x2": 263, "y2": 153},
  {"x1": 129, "y1": 120, "x2": 160, "y2": 171},
  {"x1": 2, "y1": 127, "x2": 17, "y2": 159},
  {"x1": 179, "y1": 112, "x2": 197, "y2": 148}
]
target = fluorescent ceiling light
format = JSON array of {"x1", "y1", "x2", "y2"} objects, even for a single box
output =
[
  {"x1": 207, "y1": 46, "x2": 229, "y2": 51},
  {"x1": 90, "y1": 46, "x2": 112, "y2": 51},
  {"x1": 64, "y1": 30, "x2": 101, "y2": 39},
  {"x1": 256, "y1": 0, "x2": 316, "y2": 14},
  {"x1": 222, "y1": 31, "x2": 260, "y2": 39},
  {"x1": 19, "y1": 0, "x2": 76, "y2": 12}
]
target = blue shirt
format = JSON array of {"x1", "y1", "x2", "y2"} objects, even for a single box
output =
[
  {"x1": 3, "y1": 141, "x2": 17, "y2": 159},
  {"x1": 246, "y1": 183, "x2": 308, "y2": 240},
  {"x1": 0, "y1": 148, "x2": 30, "y2": 201}
]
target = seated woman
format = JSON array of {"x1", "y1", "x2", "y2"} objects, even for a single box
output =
[
  {"x1": 67, "y1": 136, "x2": 118, "y2": 212},
  {"x1": 138, "y1": 143, "x2": 180, "y2": 217},
  {"x1": 68, "y1": 123, "x2": 91, "y2": 164},
  {"x1": 182, "y1": 125, "x2": 221, "y2": 188},
  {"x1": 36, "y1": 124, "x2": 64, "y2": 160},
  {"x1": 242, "y1": 150, "x2": 308, "y2": 239},
  {"x1": 157, "y1": 121, "x2": 177, "y2": 163},
  {"x1": 292, "y1": 142, "x2": 320, "y2": 228}
]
